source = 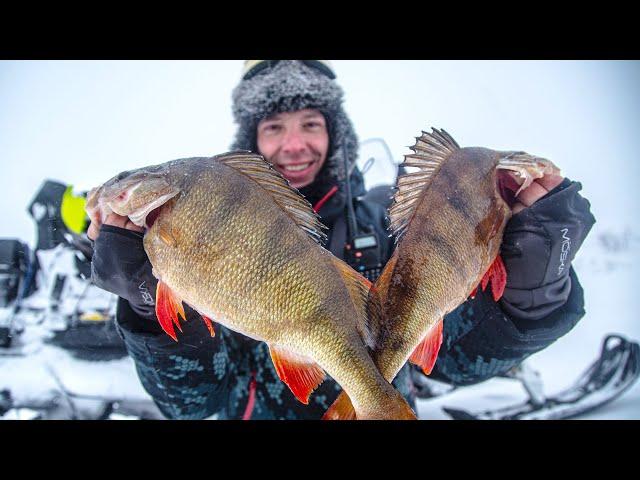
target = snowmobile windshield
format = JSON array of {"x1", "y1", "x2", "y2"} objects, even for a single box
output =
[{"x1": 358, "y1": 138, "x2": 401, "y2": 192}]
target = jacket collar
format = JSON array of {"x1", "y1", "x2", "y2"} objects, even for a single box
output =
[{"x1": 299, "y1": 167, "x2": 366, "y2": 227}]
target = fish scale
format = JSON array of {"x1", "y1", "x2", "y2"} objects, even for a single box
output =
[
  {"x1": 324, "y1": 128, "x2": 560, "y2": 420},
  {"x1": 87, "y1": 151, "x2": 416, "y2": 420}
]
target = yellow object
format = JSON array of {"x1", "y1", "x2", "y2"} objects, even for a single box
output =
[
  {"x1": 242, "y1": 60, "x2": 266, "y2": 76},
  {"x1": 79, "y1": 311, "x2": 108, "y2": 322},
  {"x1": 60, "y1": 185, "x2": 88, "y2": 234}
]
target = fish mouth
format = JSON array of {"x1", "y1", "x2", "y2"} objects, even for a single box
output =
[
  {"x1": 496, "y1": 170, "x2": 520, "y2": 208},
  {"x1": 495, "y1": 152, "x2": 561, "y2": 209}
]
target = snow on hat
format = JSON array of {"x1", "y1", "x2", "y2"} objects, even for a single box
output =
[{"x1": 230, "y1": 60, "x2": 359, "y2": 185}]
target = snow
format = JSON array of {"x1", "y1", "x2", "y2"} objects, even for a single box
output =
[
  {"x1": 1, "y1": 60, "x2": 639, "y2": 420},
  {"x1": 0, "y1": 317, "x2": 157, "y2": 418}
]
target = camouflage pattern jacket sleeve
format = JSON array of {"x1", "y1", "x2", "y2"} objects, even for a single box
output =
[
  {"x1": 430, "y1": 267, "x2": 586, "y2": 385},
  {"x1": 114, "y1": 298, "x2": 237, "y2": 419},
  {"x1": 91, "y1": 224, "x2": 236, "y2": 419},
  {"x1": 429, "y1": 180, "x2": 596, "y2": 385}
]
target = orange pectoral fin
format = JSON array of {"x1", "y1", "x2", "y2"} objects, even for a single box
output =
[
  {"x1": 488, "y1": 254, "x2": 507, "y2": 301},
  {"x1": 155, "y1": 281, "x2": 186, "y2": 342},
  {"x1": 470, "y1": 254, "x2": 508, "y2": 302},
  {"x1": 409, "y1": 318, "x2": 444, "y2": 375},
  {"x1": 201, "y1": 314, "x2": 215, "y2": 338},
  {"x1": 269, "y1": 346, "x2": 326, "y2": 404}
]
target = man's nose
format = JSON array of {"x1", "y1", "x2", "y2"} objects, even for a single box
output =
[{"x1": 281, "y1": 128, "x2": 307, "y2": 155}]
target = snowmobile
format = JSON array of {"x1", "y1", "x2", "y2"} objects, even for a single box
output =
[
  {"x1": 0, "y1": 180, "x2": 126, "y2": 360},
  {"x1": 0, "y1": 239, "x2": 31, "y2": 347},
  {"x1": 0, "y1": 180, "x2": 162, "y2": 420},
  {"x1": 409, "y1": 334, "x2": 640, "y2": 420}
]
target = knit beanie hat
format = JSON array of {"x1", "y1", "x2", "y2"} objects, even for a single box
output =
[{"x1": 230, "y1": 60, "x2": 359, "y2": 187}]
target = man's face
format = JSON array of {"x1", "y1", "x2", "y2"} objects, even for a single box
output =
[{"x1": 256, "y1": 108, "x2": 329, "y2": 189}]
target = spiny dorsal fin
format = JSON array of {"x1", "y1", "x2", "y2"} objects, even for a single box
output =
[
  {"x1": 216, "y1": 151, "x2": 327, "y2": 244},
  {"x1": 389, "y1": 128, "x2": 460, "y2": 240}
]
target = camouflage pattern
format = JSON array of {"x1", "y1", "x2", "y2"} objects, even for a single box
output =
[{"x1": 117, "y1": 297, "x2": 415, "y2": 419}]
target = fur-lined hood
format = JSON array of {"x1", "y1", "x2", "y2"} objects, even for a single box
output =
[{"x1": 229, "y1": 60, "x2": 359, "y2": 188}]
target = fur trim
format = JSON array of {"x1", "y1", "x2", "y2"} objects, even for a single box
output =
[{"x1": 230, "y1": 60, "x2": 358, "y2": 184}]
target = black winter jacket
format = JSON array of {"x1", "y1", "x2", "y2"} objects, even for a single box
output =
[{"x1": 92, "y1": 168, "x2": 595, "y2": 419}]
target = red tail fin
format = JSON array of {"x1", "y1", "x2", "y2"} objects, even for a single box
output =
[{"x1": 322, "y1": 391, "x2": 357, "y2": 420}]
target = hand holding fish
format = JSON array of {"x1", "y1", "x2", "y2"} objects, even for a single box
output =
[
  {"x1": 511, "y1": 172, "x2": 565, "y2": 214},
  {"x1": 87, "y1": 212, "x2": 144, "y2": 241},
  {"x1": 325, "y1": 128, "x2": 562, "y2": 419}
]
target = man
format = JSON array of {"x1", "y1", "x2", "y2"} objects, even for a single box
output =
[{"x1": 89, "y1": 60, "x2": 595, "y2": 419}]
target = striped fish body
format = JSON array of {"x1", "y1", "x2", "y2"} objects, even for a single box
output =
[
  {"x1": 87, "y1": 153, "x2": 416, "y2": 420},
  {"x1": 375, "y1": 146, "x2": 514, "y2": 379},
  {"x1": 144, "y1": 158, "x2": 346, "y2": 346},
  {"x1": 324, "y1": 129, "x2": 559, "y2": 419}
]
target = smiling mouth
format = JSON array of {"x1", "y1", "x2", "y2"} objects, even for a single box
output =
[{"x1": 279, "y1": 161, "x2": 313, "y2": 172}]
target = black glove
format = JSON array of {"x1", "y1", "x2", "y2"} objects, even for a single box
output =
[
  {"x1": 499, "y1": 179, "x2": 595, "y2": 321},
  {"x1": 91, "y1": 224, "x2": 159, "y2": 324}
]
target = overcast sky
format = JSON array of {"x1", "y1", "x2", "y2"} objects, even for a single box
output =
[{"x1": 1, "y1": 60, "x2": 638, "y2": 246}]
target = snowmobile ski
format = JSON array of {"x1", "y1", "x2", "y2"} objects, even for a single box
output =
[{"x1": 442, "y1": 334, "x2": 640, "y2": 420}]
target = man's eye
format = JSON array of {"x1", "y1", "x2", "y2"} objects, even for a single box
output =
[
  {"x1": 305, "y1": 121, "x2": 323, "y2": 129},
  {"x1": 263, "y1": 124, "x2": 281, "y2": 133}
]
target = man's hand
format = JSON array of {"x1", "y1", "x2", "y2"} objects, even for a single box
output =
[
  {"x1": 499, "y1": 173, "x2": 595, "y2": 321},
  {"x1": 512, "y1": 173, "x2": 565, "y2": 214},
  {"x1": 89, "y1": 210, "x2": 159, "y2": 324},
  {"x1": 87, "y1": 213, "x2": 144, "y2": 241}
]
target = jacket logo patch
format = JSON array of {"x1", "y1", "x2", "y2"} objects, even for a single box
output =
[
  {"x1": 558, "y1": 228, "x2": 571, "y2": 276},
  {"x1": 139, "y1": 281, "x2": 155, "y2": 306}
]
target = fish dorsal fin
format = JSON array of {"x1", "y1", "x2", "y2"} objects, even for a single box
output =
[
  {"x1": 216, "y1": 151, "x2": 327, "y2": 244},
  {"x1": 389, "y1": 128, "x2": 460, "y2": 240},
  {"x1": 330, "y1": 256, "x2": 382, "y2": 348}
]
